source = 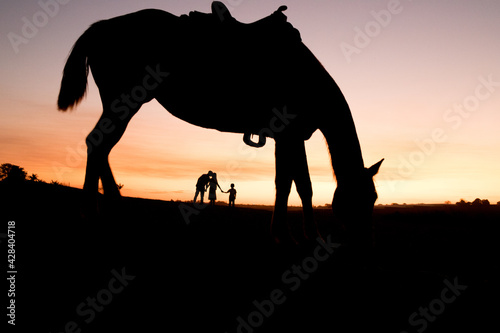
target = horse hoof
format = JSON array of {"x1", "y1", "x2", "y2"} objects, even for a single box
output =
[
  {"x1": 271, "y1": 224, "x2": 298, "y2": 245},
  {"x1": 303, "y1": 225, "x2": 324, "y2": 243}
]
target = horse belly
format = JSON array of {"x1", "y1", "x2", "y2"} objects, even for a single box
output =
[{"x1": 155, "y1": 68, "x2": 276, "y2": 134}]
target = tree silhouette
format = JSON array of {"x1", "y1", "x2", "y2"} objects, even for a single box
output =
[
  {"x1": 456, "y1": 198, "x2": 492, "y2": 207},
  {"x1": 470, "y1": 198, "x2": 491, "y2": 207},
  {"x1": 472, "y1": 198, "x2": 482, "y2": 206},
  {"x1": 0, "y1": 163, "x2": 27, "y2": 184}
]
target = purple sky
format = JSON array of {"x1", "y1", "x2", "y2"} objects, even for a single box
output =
[{"x1": 1, "y1": 0, "x2": 499, "y2": 205}]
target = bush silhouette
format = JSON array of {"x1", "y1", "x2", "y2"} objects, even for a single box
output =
[
  {"x1": 456, "y1": 199, "x2": 470, "y2": 206},
  {"x1": 28, "y1": 173, "x2": 41, "y2": 182},
  {"x1": 458, "y1": 198, "x2": 492, "y2": 207}
]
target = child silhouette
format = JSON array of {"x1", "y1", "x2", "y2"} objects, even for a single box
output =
[{"x1": 225, "y1": 183, "x2": 237, "y2": 207}]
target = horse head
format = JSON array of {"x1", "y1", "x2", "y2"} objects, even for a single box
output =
[{"x1": 332, "y1": 159, "x2": 384, "y2": 222}]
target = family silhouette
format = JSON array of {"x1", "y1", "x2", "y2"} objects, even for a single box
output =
[{"x1": 194, "y1": 171, "x2": 236, "y2": 207}]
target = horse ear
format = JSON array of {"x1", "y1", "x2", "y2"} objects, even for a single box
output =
[
  {"x1": 367, "y1": 158, "x2": 384, "y2": 177},
  {"x1": 212, "y1": 1, "x2": 233, "y2": 22}
]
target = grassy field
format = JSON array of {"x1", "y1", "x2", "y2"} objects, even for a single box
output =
[{"x1": 1, "y1": 181, "x2": 499, "y2": 332}]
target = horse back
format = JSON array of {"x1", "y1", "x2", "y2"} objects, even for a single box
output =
[
  {"x1": 81, "y1": 7, "x2": 325, "y2": 137},
  {"x1": 85, "y1": 10, "x2": 179, "y2": 84}
]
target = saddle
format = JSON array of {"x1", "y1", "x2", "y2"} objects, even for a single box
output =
[
  {"x1": 185, "y1": 1, "x2": 238, "y2": 24},
  {"x1": 181, "y1": 1, "x2": 297, "y2": 40},
  {"x1": 180, "y1": 2, "x2": 301, "y2": 148}
]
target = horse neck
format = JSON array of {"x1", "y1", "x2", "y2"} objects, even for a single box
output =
[
  {"x1": 318, "y1": 77, "x2": 365, "y2": 185},
  {"x1": 292, "y1": 43, "x2": 365, "y2": 183}
]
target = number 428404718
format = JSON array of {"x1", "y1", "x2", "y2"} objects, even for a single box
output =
[{"x1": 8, "y1": 221, "x2": 15, "y2": 270}]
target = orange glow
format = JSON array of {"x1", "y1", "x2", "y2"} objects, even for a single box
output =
[{"x1": 1, "y1": 1, "x2": 499, "y2": 206}]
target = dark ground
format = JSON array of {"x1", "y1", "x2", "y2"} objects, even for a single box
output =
[{"x1": 1, "y1": 181, "x2": 499, "y2": 332}]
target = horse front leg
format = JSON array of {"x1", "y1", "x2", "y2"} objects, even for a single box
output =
[
  {"x1": 291, "y1": 141, "x2": 320, "y2": 241},
  {"x1": 271, "y1": 138, "x2": 294, "y2": 244}
]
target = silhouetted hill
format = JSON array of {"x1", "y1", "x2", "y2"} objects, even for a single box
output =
[{"x1": 1, "y1": 182, "x2": 498, "y2": 332}]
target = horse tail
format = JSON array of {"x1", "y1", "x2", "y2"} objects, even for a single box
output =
[{"x1": 57, "y1": 26, "x2": 93, "y2": 111}]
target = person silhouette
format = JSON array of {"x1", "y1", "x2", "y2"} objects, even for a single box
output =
[
  {"x1": 194, "y1": 171, "x2": 213, "y2": 204},
  {"x1": 226, "y1": 183, "x2": 237, "y2": 207},
  {"x1": 208, "y1": 172, "x2": 223, "y2": 206}
]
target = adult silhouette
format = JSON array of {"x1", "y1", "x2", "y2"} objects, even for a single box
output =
[
  {"x1": 57, "y1": 2, "x2": 383, "y2": 243},
  {"x1": 208, "y1": 172, "x2": 223, "y2": 206},
  {"x1": 194, "y1": 171, "x2": 213, "y2": 204}
]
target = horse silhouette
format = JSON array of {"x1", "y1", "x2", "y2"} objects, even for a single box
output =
[{"x1": 57, "y1": 2, "x2": 383, "y2": 243}]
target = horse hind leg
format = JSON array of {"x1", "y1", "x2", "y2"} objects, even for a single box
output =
[{"x1": 83, "y1": 102, "x2": 140, "y2": 213}]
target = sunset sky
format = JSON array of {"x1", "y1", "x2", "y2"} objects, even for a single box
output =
[{"x1": 1, "y1": 0, "x2": 499, "y2": 206}]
